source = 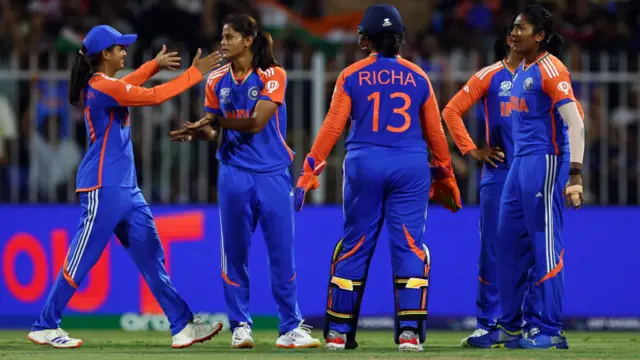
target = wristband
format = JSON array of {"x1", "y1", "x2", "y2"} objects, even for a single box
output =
[{"x1": 569, "y1": 168, "x2": 581, "y2": 175}]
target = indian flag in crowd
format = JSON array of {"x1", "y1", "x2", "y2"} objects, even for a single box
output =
[
  {"x1": 56, "y1": 26, "x2": 85, "y2": 53},
  {"x1": 256, "y1": 0, "x2": 363, "y2": 56}
]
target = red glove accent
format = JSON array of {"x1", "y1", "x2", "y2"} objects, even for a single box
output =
[
  {"x1": 294, "y1": 155, "x2": 326, "y2": 211},
  {"x1": 430, "y1": 177, "x2": 462, "y2": 212},
  {"x1": 429, "y1": 163, "x2": 462, "y2": 212}
]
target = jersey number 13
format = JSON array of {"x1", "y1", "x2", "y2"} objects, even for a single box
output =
[{"x1": 367, "y1": 92, "x2": 411, "y2": 133}]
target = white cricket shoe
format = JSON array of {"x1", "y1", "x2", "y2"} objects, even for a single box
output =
[
  {"x1": 27, "y1": 328, "x2": 83, "y2": 348},
  {"x1": 398, "y1": 330, "x2": 423, "y2": 352},
  {"x1": 171, "y1": 316, "x2": 223, "y2": 349},
  {"x1": 460, "y1": 328, "x2": 489, "y2": 347},
  {"x1": 276, "y1": 320, "x2": 321, "y2": 349},
  {"x1": 231, "y1": 322, "x2": 255, "y2": 349}
]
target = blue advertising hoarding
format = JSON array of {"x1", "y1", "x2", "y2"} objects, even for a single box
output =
[{"x1": 1, "y1": 205, "x2": 639, "y2": 328}]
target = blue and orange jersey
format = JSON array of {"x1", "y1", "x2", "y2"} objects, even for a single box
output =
[
  {"x1": 309, "y1": 54, "x2": 451, "y2": 168},
  {"x1": 76, "y1": 60, "x2": 203, "y2": 192},
  {"x1": 443, "y1": 60, "x2": 518, "y2": 174},
  {"x1": 510, "y1": 52, "x2": 582, "y2": 157},
  {"x1": 205, "y1": 64, "x2": 293, "y2": 173}
]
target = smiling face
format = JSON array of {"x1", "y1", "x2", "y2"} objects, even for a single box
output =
[
  {"x1": 102, "y1": 45, "x2": 127, "y2": 70},
  {"x1": 510, "y1": 14, "x2": 545, "y2": 55},
  {"x1": 220, "y1": 24, "x2": 252, "y2": 59}
]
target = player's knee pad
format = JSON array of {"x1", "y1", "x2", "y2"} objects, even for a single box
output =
[
  {"x1": 393, "y1": 243, "x2": 431, "y2": 344},
  {"x1": 323, "y1": 238, "x2": 371, "y2": 349}
]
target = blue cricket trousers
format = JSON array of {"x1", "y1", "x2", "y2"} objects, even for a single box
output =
[
  {"x1": 217, "y1": 162, "x2": 302, "y2": 334},
  {"x1": 32, "y1": 187, "x2": 193, "y2": 335},
  {"x1": 327, "y1": 149, "x2": 430, "y2": 338},
  {"x1": 477, "y1": 175, "x2": 537, "y2": 331},
  {"x1": 497, "y1": 154, "x2": 569, "y2": 336}
]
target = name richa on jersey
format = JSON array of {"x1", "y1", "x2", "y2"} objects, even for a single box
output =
[{"x1": 358, "y1": 69, "x2": 418, "y2": 87}]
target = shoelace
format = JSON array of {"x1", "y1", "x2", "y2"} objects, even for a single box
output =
[
  {"x1": 54, "y1": 328, "x2": 70, "y2": 338},
  {"x1": 290, "y1": 320, "x2": 313, "y2": 336},
  {"x1": 190, "y1": 314, "x2": 215, "y2": 336},
  {"x1": 234, "y1": 322, "x2": 251, "y2": 337}
]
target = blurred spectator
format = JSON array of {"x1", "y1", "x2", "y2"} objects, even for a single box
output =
[
  {"x1": 26, "y1": 54, "x2": 81, "y2": 201},
  {"x1": 0, "y1": 94, "x2": 18, "y2": 200},
  {"x1": 0, "y1": 0, "x2": 637, "y2": 204},
  {"x1": 563, "y1": 0, "x2": 596, "y2": 44}
]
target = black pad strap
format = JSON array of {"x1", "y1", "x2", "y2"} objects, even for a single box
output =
[
  {"x1": 326, "y1": 309, "x2": 356, "y2": 324},
  {"x1": 396, "y1": 310, "x2": 428, "y2": 321}
]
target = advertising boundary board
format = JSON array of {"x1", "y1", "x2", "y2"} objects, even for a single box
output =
[{"x1": 1, "y1": 205, "x2": 638, "y2": 330}]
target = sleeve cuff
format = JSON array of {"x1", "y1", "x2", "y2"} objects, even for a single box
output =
[
  {"x1": 554, "y1": 98, "x2": 574, "y2": 110},
  {"x1": 258, "y1": 95, "x2": 281, "y2": 105},
  {"x1": 150, "y1": 59, "x2": 160, "y2": 73}
]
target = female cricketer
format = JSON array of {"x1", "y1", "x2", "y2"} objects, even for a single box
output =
[
  {"x1": 443, "y1": 23, "x2": 585, "y2": 348},
  {"x1": 170, "y1": 15, "x2": 320, "y2": 349},
  {"x1": 27, "y1": 25, "x2": 223, "y2": 349},
  {"x1": 496, "y1": 5, "x2": 584, "y2": 349},
  {"x1": 294, "y1": 5, "x2": 460, "y2": 352}
]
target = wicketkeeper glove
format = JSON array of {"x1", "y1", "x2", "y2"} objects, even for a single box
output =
[
  {"x1": 429, "y1": 163, "x2": 462, "y2": 213},
  {"x1": 294, "y1": 154, "x2": 327, "y2": 212}
]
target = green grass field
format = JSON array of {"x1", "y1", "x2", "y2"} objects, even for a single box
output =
[{"x1": 1, "y1": 330, "x2": 639, "y2": 360}]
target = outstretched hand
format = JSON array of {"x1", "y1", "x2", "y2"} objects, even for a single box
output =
[
  {"x1": 192, "y1": 49, "x2": 223, "y2": 75},
  {"x1": 155, "y1": 44, "x2": 181, "y2": 71},
  {"x1": 183, "y1": 118, "x2": 214, "y2": 131},
  {"x1": 168, "y1": 121, "x2": 218, "y2": 142},
  {"x1": 167, "y1": 124, "x2": 192, "y2": 140},
  {"x1": 168, "y1": 131, "x2": 193, "y2": 142}
]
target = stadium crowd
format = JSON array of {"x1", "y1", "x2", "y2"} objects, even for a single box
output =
[{"x1": 0, "y1": 0, "x2": 638, "y2": 204}]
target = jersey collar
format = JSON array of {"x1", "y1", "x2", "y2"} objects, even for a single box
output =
[
  {"x1": 501, "y1": 59, "x2": 517, "y2": 76},
  {"x1": 522, "y1": 51, "x2": 549, "y2": 71},
  {"x1": 230, "y1": 64, "x2": 253, "y2": 85}
]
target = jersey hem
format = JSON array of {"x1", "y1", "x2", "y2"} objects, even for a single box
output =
[
  {"x1": 218, "y1": 160, "x2": 291, "y2": 176},
  {"x1": 76, "y1": 184, "x2": 138, "y2": 193}
]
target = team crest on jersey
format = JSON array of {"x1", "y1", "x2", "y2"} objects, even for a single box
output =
[
  {"x1": 219, "y1": 87, "x2": 231, "y2": 104},
  {"x1": 248, "y1": 86, "x2": 259, "y2": 100},
  {"x1": 499, "y1": 81, "x2": 512, "y2": 96},
  {"x1": 524, "y1": 77, "x2": 533, "y2": 90}
]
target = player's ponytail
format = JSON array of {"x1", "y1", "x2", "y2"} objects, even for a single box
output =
[
  {"x1": 252, "y1": 29, "x2": 278, "y2": 70},
  {"x1": 370, "y1": 31, "x2": 403, "y2": 58},
  {"x1": 493, "y1": 38, "x2": 509, "y2": 61},
  {"x1": 68, "y1": 45, "x2": 109, "y2": 107},
  {"x1": 68, "y1": 46, "x2": 92, "y2": 106},
  {"x1": 546, "y1": 33, "x2": 564, "y2": 56},
  {"x1": 223, "y1": 14, "x2": 280, "y2": 71}
]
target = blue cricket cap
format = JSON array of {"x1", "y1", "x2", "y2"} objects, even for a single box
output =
[
  {"x1": 358, "y1": 4, "x2": 405, "y2": 36},
  {"x1": 82, "y1": 25, "x2": 137, "y2": 56}
]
